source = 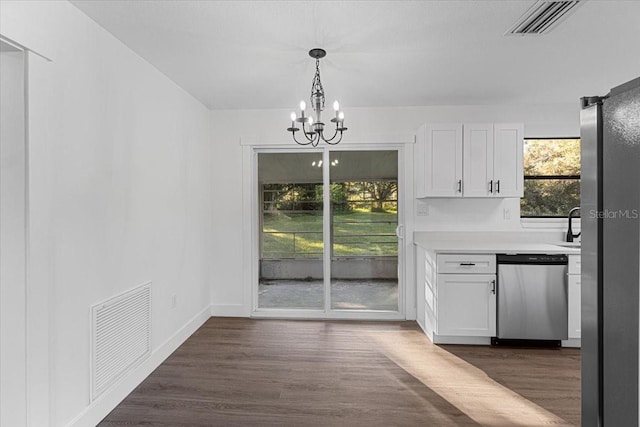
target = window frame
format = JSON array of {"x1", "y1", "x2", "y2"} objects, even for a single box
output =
[{"x1": 520, "y1": 137, "x2": 581, "y2": 219}]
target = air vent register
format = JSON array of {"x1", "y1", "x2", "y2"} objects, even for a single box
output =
[{"x1": 506, "y1": 0, "x2": 583, "y2": 35}]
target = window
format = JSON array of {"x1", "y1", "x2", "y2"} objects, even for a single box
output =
[{"x1": 521, "y1": 138, "x2": 580, "y2": 217}]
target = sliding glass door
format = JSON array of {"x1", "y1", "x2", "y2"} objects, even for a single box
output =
[
  {"x1": 258, "y1": 152, "x2": 324, "y2": 309},
  {"x1": 256, "y1": 149, "x2": 400, "y2": 316},
  {"x1": 329, "y1": 151, "x2": 398, "y2": 311}
]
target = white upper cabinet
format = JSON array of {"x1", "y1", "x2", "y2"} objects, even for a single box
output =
[
  {"x1": 415, "y1": 122, "x2": 524, "y2": 198},
  {"x1": 415, "y1": 124, "x2": 463, "y2": 197},
  {"x1": 493, "y1": 123, "x2": 524, "y2": 197},
  {"x1": 463, "y1": 123, "x2": 494, "y2": 197}
]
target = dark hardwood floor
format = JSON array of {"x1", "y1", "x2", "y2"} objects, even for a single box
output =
[{"x1": 99, "y1": 318, "x2": 580, "y2": 426}]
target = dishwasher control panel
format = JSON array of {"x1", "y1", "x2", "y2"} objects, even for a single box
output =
[{"x1": 497, "y1": 254, "x2": 568, "y2": 265}]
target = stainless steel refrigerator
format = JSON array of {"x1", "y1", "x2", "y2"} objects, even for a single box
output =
[{"x1": 581, "y1": 76, "x2": 640, "y2": 426}]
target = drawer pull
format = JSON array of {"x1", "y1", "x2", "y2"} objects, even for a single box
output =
[{"x1": 460, "y1": 262, "x2": 476, "y2": 266}]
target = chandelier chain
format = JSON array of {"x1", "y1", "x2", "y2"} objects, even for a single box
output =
[{"x1": 310, "y1": 58, "x2": 325, "y2": 112}]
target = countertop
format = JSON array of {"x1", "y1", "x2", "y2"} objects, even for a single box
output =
[{"x1": 414, "y1": 235, "x2": 581, "y2": 255}]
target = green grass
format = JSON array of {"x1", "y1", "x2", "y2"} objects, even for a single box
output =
[{"x1": 263, "y1": 208, "x2": 398, "y2": 258}]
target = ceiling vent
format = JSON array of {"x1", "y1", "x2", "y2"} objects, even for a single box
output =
[{"x1": 506, "y1": 1, "x2": 583, "y2": 35}]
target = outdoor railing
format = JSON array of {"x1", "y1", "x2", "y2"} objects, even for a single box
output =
[{"x1": 262, "y1": 230, "x2": 397, "y2": 259}]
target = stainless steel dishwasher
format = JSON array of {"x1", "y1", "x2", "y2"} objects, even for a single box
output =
[{"x1": 495, "y1": 254, "x2": 568, "y2": 344}]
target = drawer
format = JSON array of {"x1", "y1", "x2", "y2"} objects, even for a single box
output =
[
  {"x1": 437, "y1": 254, "x2": 496, "y2": 274},
  {"x1": 568, "y1": 254, "x2": 581, "y2": 275}
]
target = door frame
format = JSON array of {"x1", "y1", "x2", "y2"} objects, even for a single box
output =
[
  {"x1": 244, "y1": 143, "x2": 409, "y2": 320},
  {"x1": 0, "y1": 37, "x2": 28, "y2": 427}
]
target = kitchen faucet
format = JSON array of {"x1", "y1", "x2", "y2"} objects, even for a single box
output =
[{"x1": 566, "y1": 207, "x2": 581, "y2": 242}]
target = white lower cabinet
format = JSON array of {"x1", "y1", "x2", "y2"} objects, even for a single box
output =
[
  {"x1": 415, "y1": 247, "x2": 577, "y2": 346},
  {"x1": 568, "y1": 275, "x2": 581, "y2": 338},
  {"x1": 567, "y1": 254, "x2": 581, "y2": 340},
  {"x1": 415, "y1": 251, "x2": 497, "y2": 343},
  {"x1": 437, "y1": 273, "x2": 496, "y2": 337},
  {"x1": 415, "y1": 246, "x2": 427, "y2": 330}
]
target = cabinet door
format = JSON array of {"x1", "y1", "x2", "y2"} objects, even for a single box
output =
[
  {"x1": 437, "y1": 274, "x2": 496, "y2": 336},
  {"x1": 416, "y1": 124, "x2": 463, "y2": 197},
  {"x1": 493, "y1": 123, "x2": 524, "y2": 197},
  {"x1": 463, "y1": 123, "x2": 494, "y2": 197},
  {"x1": 568, "y1": 274, "x2": 581, "y2": 339}
]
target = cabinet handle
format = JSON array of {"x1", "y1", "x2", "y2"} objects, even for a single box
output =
[
  {"x1": 496, "y1": 180, "x2": 501, "y2": 193},
  {"x1": 491, "y1": 279, "x2": 496, "y2": 294},
  {"x1": 460, "y1": 263, "x2": 476, "y2": 266},
  {"x1": 489, "y1": 180, "x2": 493, "y2": 193},
  {"x1": 457, "y1": 179, "x2": 462, "y2": 193}
]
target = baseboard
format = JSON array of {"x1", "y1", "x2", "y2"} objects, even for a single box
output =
[
  {"x1": 66, "y1": 305, "x2": 212, "y2": 427},
  {"x1": 432, "y1": 334, "x2": 492, "y2": 345},
  {"x1": 562, "y1": 338, "x2": 581, "y2": 348},
  {"x1": 211, "y1": 303, "x2": 246, "y2": 317}
]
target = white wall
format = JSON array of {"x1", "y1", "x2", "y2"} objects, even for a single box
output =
[
  {"x1": 210, "y1": 103, "x2": 580, "y2": 314},
  {"x1": 0, "y1": 43, "x2": 27, "y2": 427},
  {"x1": 0, "y1": 1, "x2": 213, "y2": 426}
]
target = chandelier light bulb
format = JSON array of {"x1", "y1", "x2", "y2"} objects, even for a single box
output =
[
  {"x1": 333, "y1": 100, "x2": 340, "y2": 111},
  {"x1": 338, "y1": 111, "x2": 345, "y2": 121},
  {"x1": 299, "y1": 100, "x2": 306, "y2": 112},
  {"x1": 290, "y1": 112, "x2": 296, "y2": 122},
  {"x1": 309, "y1": 116, "x2": 314, "y2": 126}
]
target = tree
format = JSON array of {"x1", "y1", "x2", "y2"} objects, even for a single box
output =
[
  {"x1": 262, "y1": 183, "x2": 322, "y2": 213},
  {"x1": 361, "y1": 181, "x2": 398, "y2": 212},
  {"x1": 521, "y1": 139, "x2": 581, "y2": 216}
]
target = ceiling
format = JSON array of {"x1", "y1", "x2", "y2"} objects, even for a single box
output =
[{"x1": 70, "y1": 0, "x2": 640, "y2": 110}]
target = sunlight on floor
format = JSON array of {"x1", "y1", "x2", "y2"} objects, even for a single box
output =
[{"x1": 365, "y1": 329, "x2": 573, "y2": 427}]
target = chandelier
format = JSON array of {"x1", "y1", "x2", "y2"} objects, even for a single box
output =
[{"x1": 287, "y1": 48, "x2": 347, "y2": 146}]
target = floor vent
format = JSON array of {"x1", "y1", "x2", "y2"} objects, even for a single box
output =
[
  {"x1": 91, "y1": 282, "x2": 152, "y2": 401},
  {"x1": 505, "y1": 1, "x2": 583, "y2": 35}
]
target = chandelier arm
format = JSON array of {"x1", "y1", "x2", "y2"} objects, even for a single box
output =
[
  {"x1": 324, "y1": 131, "x2": 344, "y2": 145},
  {"x1": 319, "y1": 125, "x2": 341, "y2": 144},
  {"x1": 301, "y1": 121, "x2": 317, "y2": 143},
  {"x1": 291, "y1": 131, "x2": 313, "y2": 146}
]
